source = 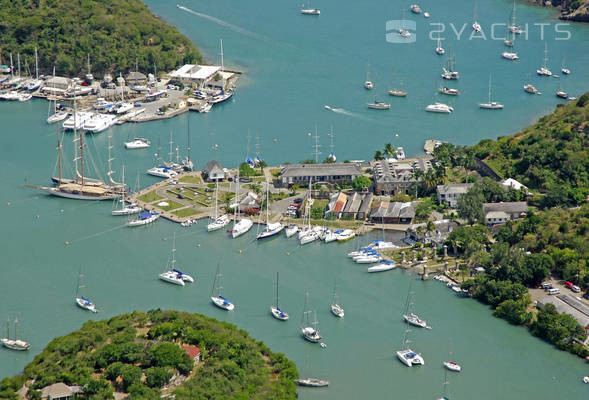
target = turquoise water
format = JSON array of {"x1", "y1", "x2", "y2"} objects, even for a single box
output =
[{"x1": 1, "y1": 0, "x2": 589, "y2": 398}]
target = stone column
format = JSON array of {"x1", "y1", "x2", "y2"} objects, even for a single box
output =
[
  {"x1": 412, "y1": 250, "x2": 416, "y2": 263},
  {"x1": 422, "y1": 265, "x2": 429, "y2": 280},
  {"x1": 401, "y1": 251, "x2": 406, "y2": 264},
  {"x1": 443, "y1": 245, "x2": 448, "y2": 260}
]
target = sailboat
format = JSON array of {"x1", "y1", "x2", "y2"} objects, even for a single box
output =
[
  {"x1": 300, "y1": 181, "x2": 319, "y2": 245},
  {"x1": 74, "y1": 268, "x2": 98, "y2": 313},
  {"x1": 257, "y1": 181, "x2": 284, "y2": 239},
  {"x1": 364, "y1": 60, "x2": 373, "y2": 89},
  {"x1": 295, "y1": 349, "x2": 329, "y2": 387},
  {"x1": 159, "y1": 233, "x2": 194, "y2": 286},
  {"x1": 329, "y1": 282, "x2": 344, "y2": 318},
  {"x1": 436, "y1": 369, "x2": 451, "y2": 400},
  {"x1": 479, "y1": 74, "x2": 504, "y2": 109},
  {"x1": 1, "y1": 318, "x2": 30, "y2": 351},
  {"x1": 301, "y1": 292, "x2": 322, "y2": 342},
  {"x1": 26, "y1": 100, "x2": 122, "y2": 200},
  {"x1": 472, "y1": 0, "x2": 481, "y2": 32},
  {"x1": 300, "y1": 0, "x2": 320, "y2": 15},
  {"x1": 536, "y1": 42, "x2": 552, "y2": 76},
  {"x1": 388, "y1": 69, "x2": 407, "y2": 97},
  {"x1": 112, "y1": 165, "x2": 142, "y2": 215},
  {"x1": 396, "y1": 328, "x2": 424, "y2": 367},
  {"x1": 502, "y1": 24, "x2": 519, "y2": 60},
  {"x1": 231, "y1": 170, "x2": 253, "y2": 238},
  {"x1": 270, "y1": 272, "x2": 289, "y2": 320},
  {"x1": 47, "y1": 96, "x2": 68, "y2": 124},
  {"x1": 435, "y1": 36, "x2": 445, "y2": 55},
  {"x1": 561, "y1": 57, "x2": 571, "y2": 75},
  {"x1": 207, "y1": 180, "x2": 230, "y2": 231},
  {"x1": 402, "y1": 284, "x2": 429, "y2": 328},
  {"x1": 556, "y1": 81, "x2": 568, "y2": 99},
  {"x1": 508, "y1": 0, "x2": 523, "y2": 34},
  {"x1": 211, "y1": 264, "x2": 235, "y2": 310},
  {"x1": 441, "y1": 50, "x2": 459, "y2": 80}
]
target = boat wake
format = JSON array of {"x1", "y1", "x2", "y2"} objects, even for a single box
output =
[
  {"x1": 324, "y1": 105, "x2": 383, "y2": 124},
  {"x1": 177, "y1": 4, "x2": 270, "y2": 43}
]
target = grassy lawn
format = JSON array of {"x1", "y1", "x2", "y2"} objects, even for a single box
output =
[
  {"x1": 172, "y1": 208, "x2": 200, "y2": 218},
  {"x1": 179, "y1": 175, "x2": 202, "y2": 184},
  {"x1": 138, "y1": 190, "x2": 164, "y2": 203},
  {"x1": 157, "y1": 200, "x2": 184, "y2": 212}
]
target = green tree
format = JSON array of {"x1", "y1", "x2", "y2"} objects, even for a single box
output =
[
  {"x1": 144, "y1": 367, "x2": 172, "y2": 389},
  {"x1": 457, "y1": 188, "x2": 485, "y2": 224},
  {"x1": 84, "y1": 379, "x2": 114, "y2": 399},
  {"x1": 352, "y1": 176, "x2": 372, "y2": 192},
  {"x1": 373, "y1": 150, "x2": 384, "y2": 161},
  {"x1": 493, "y1": 299, "x2": 531, "y2": 325},
  {"x1": 120, "y1": 364, "x2": 142, "y2": 391},
  {"x1": 383, "y1": 143, "x2": 395, "y2": 158},
  {"x1": 239, "y1": 162, "x2": 256, "y2": 177}
]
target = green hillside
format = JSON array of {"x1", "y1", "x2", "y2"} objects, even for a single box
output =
[
  {"x1": 0, "y1": 310, "x2": 298, "y2": 400},
  {"x1": 0, "y1": 0, "x2": 202, "y2": 77}
]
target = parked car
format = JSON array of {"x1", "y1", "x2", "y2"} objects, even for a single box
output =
[
  {"x1": 293, "y1": 198, "x2": 303, "y2": 204},
  {"x1": 541, "y1": 283, "x2": 552, "y2": 290},
  {"x1": 564, "y1": 281, "x2": 573, "y2": 289},
  {"x1": 571, "y1": 285, "x2": 581, "y2": 293},
  {"x1": 239, "y1": 177, "x2": 252, "y2": 183},
  {"x1": 583, "y1": 292, "x2": 589, "y2": 300},
  {"x1": 547, "y1": 288, "x2": 560, "y2": 295}
]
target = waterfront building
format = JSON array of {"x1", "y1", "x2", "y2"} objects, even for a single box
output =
[
  {"x1": 436, "y1": 183, "x2": 474, "y2": 207},
  {"x1": 204, "y1": 160, "x2": 225, "y2": 181},
  {"x1": 279, "y1": 163, "x2": 363, "y2": 188},
  {"x1": 170, "y1": 64, "x2": 235, "y2": 89},
  {"x1": 325, "y1": 192, "x2": 348, "y2": 219},
  {"x1": 372, "y1": 158, "x2": 432, "y2": 195},
  {"x1": 369, "y1": 201, "x2": 415, "y2": 224},
  {"x1": 40, "y1": 382, "x2": 82, "y2": 400},
  {"x1": 41, "y1": 76, "x2": 72, "y2": 95},
  {"x1": 483, "y1": 202, "x2": 528, "y2": 225},
  {"x1": 125, "y1": 71, "x2": 147, "y2": 86},
  {"x1": 342, "y1": 192, "x2": 362, "y2": 219},
  {"x1": 356, "y1": 193, "x2": 374, "y2": 220},
  {"x1": 404, "y1": 219, "x2": 457, "y2": 247}
]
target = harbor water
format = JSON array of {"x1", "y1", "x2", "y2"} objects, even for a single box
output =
[{"x1": 1, "y1": 0, "x2": 589, "y2": 399}]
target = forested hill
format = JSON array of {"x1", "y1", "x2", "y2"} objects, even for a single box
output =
[
  {"x1": 0, "y1": 310, "x2": 298, "y2": 400},
  {"x1": 469, "y1": 93, "x2": 589, "y2": 194},
  {"x1": 0, "y1": 0, "x2": 202, "y2": 77}
]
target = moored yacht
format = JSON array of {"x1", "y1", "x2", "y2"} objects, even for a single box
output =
[
  {"x1": 336, "y1": 229, "x2": 355, "y2": 242},
  {"x1": 295, "y1": 378, "x2": 329, "y2": 387},
  {"x1": 367, "y1": 100, "x2": 391, "y2": 110},
  {"x1": 210, "y1": 264, "x2": 235, "y2": 311},
  {"x1": 410, "y1": 4, "x2": 422, "y2": 14},
  {"x1": 47, "y1": 111, "x2": 68, "y2": 124},
  {"x1": 556, "y1": 90, "x2": 568, "y2": 99},
  {"x1": 232, "y1": 218, "x2": 253, "y2": 238},
  {"x1": 479, "y1": 74, "x2": 503, "y2": 109},
  {"x1": 301, "y1": 293, "x2": 322, "y2": 343},
  {"x1": 300, "y1": 1, "x2": 320, "y2": 15},
  {"x1": 285, "y1": 223, "x2": 299, "y2": 238},
  {"x1": 1, "y1": 318, "x2": 30, "y2": 351},
  {"x1": 124, "y1": 137, "x2": 151, "y2": 149},
  {"x1": 62, "y1": 112, "x2": 93, "y2": 130},
  {"x1": 443, "y1": 361, "x2": 462, "y2": 372},
  {"x1": 367, "y1": 260, "x2": 396, "y2": 272},
  {"x1": 439, "y1": 87, "x2": 459, "y2": 96},
  {"x1": 257, "y1": 222, "x2": 284, "y2": 239},
  {"x1": 75, "y1": 296, "x2": 97, "y2": 313},
  {"x1": 270, "y1": 272, "x2": 289, "y2": 321},
  {"x1": 147, "y1": 166, "x2": 178, "y2": 178},
  {"x1": 127, "y1": 211, "x2": 160, "y2": 226},
  {"x1": 502, "y1": 51, "x2": 519, "y2": 60},
  {"x1": 425, "y1": 103, "x2": 453, "y2": 113},
  {"x1": 524, "y1": 84, "x2": 539, "y2": 94},
  {"x1": 83, "y1": 113, "x2": 117, "y2": 133},
  {"x1": 536, "y1": 42, "x2": 552, "y2": 76}
]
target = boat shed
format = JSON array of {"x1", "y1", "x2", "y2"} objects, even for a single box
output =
[
  {"x1": 169, "y1": 64, "x2": 221, "y2": 88},
  {"x1": 125, "y1": 71, "x2": 147, "y2": 85},
  {"x1": 356, "y1": 193, "x2": 374, "y2": 220},
  {"x1": 325, "y1": 192, "x2": 348, "y2": 219},
  {"x1": 369, "y1": 201, "x2": 415, "y2": 224},
  {"x1": 42, "y1": 76, "x2": 72, "y2": 94},
  {"x1": 342, "y1": 192, "x2": 362, "y2": 219}
]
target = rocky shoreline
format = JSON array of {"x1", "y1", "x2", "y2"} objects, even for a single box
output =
[{"x1": 523, "y1": 0, "x2": 589, "y2": 22}]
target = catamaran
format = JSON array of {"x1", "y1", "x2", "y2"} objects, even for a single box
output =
[
  {"x1": 402, "y1": 285, "x2": 428, "y2": 328},
  {"x1": 479, "y1": 74, "x2": 504, "y2": 109},
  {"x1": 396, "y1": 328, "x2": 424, "y2": 367},
  {"x1": 329, "y1": 282, "x2": 344, "y2": 318},
  {"x1": 207, "y1": 180, "x2": 230, "y2": 231},
  {"x1": 159, "y1": 233, "x2": 194, "y2": 286},
  {"x1": 270, "y1": 272, "x2": 289, "y2": 321},
  {"x1": 74, "y1": 268, "x2": 98, "y2": 313},
  {"x1": 301, "y1": 292, "x2": 322, "y2": 343},
  {"x1": 257, "y1": 182, "x2": 284, "y2": 239},
  {"x1": 1, "y1": 318, "x2": 30, "y2": 351},
  {"x1": 211, "y1": 264, "x2": 235, "y2": 311}
]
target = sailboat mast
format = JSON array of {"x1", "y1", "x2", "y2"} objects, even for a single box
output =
[
  {"x1": 171, "y1": 233, "x2": 176, "y2": 270},
  {"x1": 34, "y1": 47, "x2": 38, "y2": 80},
  {"x1": 14, "y1": 318, "x2": 18, "y2": 340},
  {"x1": 57, "y1": 123, "x2": 63, "y2": 184},
  {"x1": 214, "y1": 180, "x2": 218, "y2": 219},
  {"x1": 265, "y1": 179, "x2": 269, "y2": 224},
  {"x1": 220, "y1": 39, "x2": 224, "y2": 72},
  {"x1": 73, "y1": 97, "x2": 80, "y2": 179},
  {"x1": 234, "y1": 169, "x2": 239, "y2": 224},
  {"x1": 488, "y1": 74, "x2": 492, "y2": 103},
  {"x1": 169, "y1": 132, "x2": 173, "y2": 163},
  {"x1": 17, "y1": 53, "x2": 20, "y2": 78},
  {"x1": 5, "y1": 317, "x2": 9, "y2": 340},
  {"x1": 276, "y1": 272, "x2": 279, "y2": 308},
  {"x1": 9, "y1": 53, "x2": 13, "y2": 78}
]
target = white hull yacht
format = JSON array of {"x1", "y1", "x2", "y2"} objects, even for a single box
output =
[
  {"x1": 124, "y1": 137, "x2": 151, "y2": 149},
  {"x1": 425, "y1": 103, "x2": 453, "y2": 113}
]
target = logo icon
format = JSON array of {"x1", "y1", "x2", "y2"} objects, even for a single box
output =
[{"x1": 386, "y1": 20, "x2": 417, "y2": 43}]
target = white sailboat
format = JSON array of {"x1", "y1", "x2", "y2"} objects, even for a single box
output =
[
  {"x1": 299, "y1": 181, "x2": 319, "y2": 245},
  {"x1": 211, "y1": 264, "x2": 235, "y2": 311},
  {"x1": 112, "y1": 166, "x2": 142, "y2": 216},
  {"x1": 74, "y1": 268, "x2": 98, "y2": 313},
  {"x1": 126, "y1": 211, "x2": 160, "y2": 226},
  {"x1": 479, "y1": 74, "x2": 504, "y2": 110},
  {"x1": 46, "y1": 96, "x2": 68, "y2": 124},
  {"x1": 207, "y1": 180, "x2": 230, "y2": 231},
  {"x1": 436, "y1": 369, "x2": 451, "y2": 400},
  {"x1": 402, "y1": 284, "x2": 429, "y2": 328},
  {"x1": 159, "y1": 233, "x2": 194, "y2": 286},
  {"x1": 1, "y1": 318, "x2": 30, "y2": 351},
  {"x1": 301, "y1": 292, "x2": 322, "y2": 343},
  {"x1": 285, "y1": 223, "x2": 300, "y2": 238},
  {"x1": 388, "y1": 69, "x2": 407, "y2": 97},
  {"x1": 536, "y1": 42, "x2": 552, "y2": 76},
  {"x1": 231, "y1": 171, "x2": 253, "y2": 238},
  {"x1": 396, "y1": 328, "x2": 424, "y2": 367},
  {"x1": 472, "y1": 0, "x2": 481, "y2": 32},
  {"x1": 329, "y1": 282, "x2": 344, "y2": 318},
  {"x1": 508, "y1": 0, "x2": 522, "y2": 34},
  {"x1": 257, "y1": 181, "x2": 283, "y2": 239},
  {"x1": 270, "y1": 272, "x2": 289, "y2": 321},
  {"x1": 300, "y1": 1, "x2": 320, "y2": 15},
  {"x1": 367, "y1": 260, "x2": 396, "y2": 272},
  {"x1": 435, "y1": 37, "x2": 445, "y2": 55},
  {"x1": 561, "y1": 57, "x2": 571, "y2": 75},
  {"x1": 364, "y1": 60, "x2": 373, "y2": 89}
]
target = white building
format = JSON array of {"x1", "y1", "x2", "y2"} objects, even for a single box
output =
[{"x1": 169, "y1": 64, "x2": 234, "y2": 89}]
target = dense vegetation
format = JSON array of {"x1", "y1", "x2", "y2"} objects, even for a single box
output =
[
  {"x1": 0, "y1": 310, "x2": 298, "y2": 400},
  {"x1": 458, "y1": 204, "x2": 589, "y2": 356},
  {"x1": 0, "y1": 0, "x2": 203, "y2": 77}
]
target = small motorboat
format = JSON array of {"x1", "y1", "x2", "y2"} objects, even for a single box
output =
[
  {"x1": 295, "y1": 378, "x2": 329, "y2": 387},
  {"x1": 524, "y1": 84, "x2": 540, "y2": 95},
  {"x1": 124, "y1": 137, "x2": 151, "y2": 149},
  {"x1": 556, "y1": 91, "x2": 568, "y2": 99},
  {"x1": 439, "y1": 87, "x2": 459, "y2": 96},
  {"x1": 364, "y1": 80, "x2": 373, "y2": 89},
  {"x1": 443, "y1": 361, "x2": 462, "y2": 372},
  {"x1": 410, "y1": 4, "x2": 422, "y2": 14},
  {"x1": 424, "y1": 12, "x2": 430, "y2": 18},
  {"x1": 502, "y1": 52, "x2": 519, "y2": 60}
]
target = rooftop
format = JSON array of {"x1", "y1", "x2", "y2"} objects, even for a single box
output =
[
  {"x1": 436, "y1": 183, "x2": 474, "y2": 195},
  {"x1": 281, "y1": 163, "x2": 362, "y2": 178},
  {"x1": 483, "y1": 202, "x2": 528, "y2": 214},
  {"x1": 181, "y1": 344, "x2": 201, "y2": 359},
  {"x1": 170, "y1": 64, "x2": 221, "y2": 80}
]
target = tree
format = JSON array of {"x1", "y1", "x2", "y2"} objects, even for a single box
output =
[
  {"x1": 249, "y1": 183, "x2": 262, "y2": 197},
  {"x1": 383, "y1": 143, "x2": 395, "y2": 158},
  {"x1": 257, "y1": 160, "x2": 267, "y2": 172},
  {"x1": 144, "y1": 367, "x2": 172, "y2": 388},
  {"x1": 493, "y1": 299, "x2": 531, "y2": 325},
  {"x1": 239, "y1": 162, "x2": 256, "y2": 177},
  {"x1": 84, "y1": 379, "x2": 114, "y2": 399},
  {"x1": 352, "y1": 176, "x2": 372, "y2": 192},
  {"x1": 221, "y1": 192, "x2": 233, "y2": 211},
  {"x1": 457, "y1": 188, "x2": 485, "y2": 224},
  {"x1": 373, "y1": 150, "x2": 384, "y2": 161},
  {"x1": 289, "y1": 184, "x2": 299, "y2": 196},
  {"x1": 414, "y1": 199, "x2": 434, "y2": 222},
  {"x1": 120, "y1": 364, "x2": 142, "y2": 391}
]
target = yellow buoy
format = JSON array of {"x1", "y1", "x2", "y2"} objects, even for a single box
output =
[
  {"x1": 7, "y1": 202, "x2": 11, "y2": 206},
  {"x1": 35, "y1": 214, "x2": 40, "y2": 219},
  {"x1": 65, "y1": 241, "x2": 70, "y2": 245},
  {"x1": 286, "y1": 252, "x2": 290, "y2": 256},
  {"x1": 196, "y1": 244, "x2": 201, "y2": 247},
  {"x1": 239, "y1": 249, "x2": 243, "y2": 254}
]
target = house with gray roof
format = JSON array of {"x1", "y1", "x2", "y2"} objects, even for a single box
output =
[
  {"x1": 436, "y1": 183, "x2": 474, "y2": 207},
  {"x1": 204, "y1": 160, "x2": 225, "y2": 181},
  {"x1": 369, "y1": 201, "x2": 415, "y2": 224},
  {"x1": 40, "y1": 382, "x2": 82, "y2": 400},
  {"x1": 405, "y1": 219, "x2": 458, "y2": 247},
  {"x1": 356, "y1": 193, "x2": 374, "y2": 220},
  {"x1": 125, "y1": 71, "x2": 147, "y2": 86},
  {"x1": 342, "y1": 192, "x2": 362, "y2": 218},
  {"x1": 372, "y1": 158, "x2": 432, "y2": 195},
  {"x1": 280, "y1": 163, "x2": 363, "y2": 187},
  {"x1": 483, "y1": 202, "x2": 528, "y2": 225}
]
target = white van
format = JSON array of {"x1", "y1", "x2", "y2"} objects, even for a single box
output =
[{"x1": 548, "y1": 288, "x2": 560, "y2": 295}]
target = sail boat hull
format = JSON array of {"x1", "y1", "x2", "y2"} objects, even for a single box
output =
[
  {"x1": 301, "y1": 327, "x2": 322, "y2": 342},
  {"x1": 1, "y1": 338, "x2": 30, "y2": 351},
  {"x1": 396, "y1": 349, "x2": 424, "y2": 366},
  {"x1": 39, "y1": 185, "x2": 118, "y2": 200},
  {"x1": 211, "y1": 296, "x2": 235, "y2": 311},
  {"x1": 75, "y1": 297, "x2": 97, "y2": 312},
  {"x1": 271, "y1": 306, "x2": 289, "y2": 320}
]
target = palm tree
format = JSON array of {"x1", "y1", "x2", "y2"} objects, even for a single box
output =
[
  {"x1": 383, "y1": 143, "x2": 395, "y2": 158},
  {"x1": 249, "y1": 182, "x2": 262, "y2": 197},
  {"x1": 374, "y1": 150, "x2": 384, "y2": 160},
  {"x1": 222, "y1": 192, "x2": 233, "y2": 211}
]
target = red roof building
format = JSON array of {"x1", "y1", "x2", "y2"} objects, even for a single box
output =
[{"x1": 181, "y1": 345, "x2": 201, "y2": 362}]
